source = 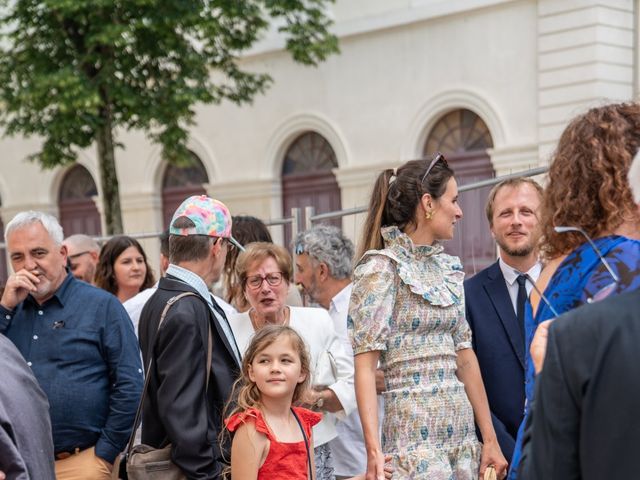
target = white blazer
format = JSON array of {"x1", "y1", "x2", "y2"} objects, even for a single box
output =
[{"x1": 229, "y1": 306, "x2": 356, "y2": 447}]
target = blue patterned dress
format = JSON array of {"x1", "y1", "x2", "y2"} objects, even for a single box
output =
[
  {"x1": 509, "y1": 235, "x2": 640, "y2": 479},
  {"x1": 348, "y1": 227, "x2": 481, "y2": 479}
]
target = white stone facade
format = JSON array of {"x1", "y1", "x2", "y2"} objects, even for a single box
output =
[{"x1": 0, "y1": 0, "x2": 638, "y2": 269}]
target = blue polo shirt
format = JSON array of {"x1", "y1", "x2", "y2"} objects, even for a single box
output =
[{"x1": 0, "y1": 273, "x2": 143, "y2": 463}]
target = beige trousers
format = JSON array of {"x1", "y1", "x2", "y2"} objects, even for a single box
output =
[{"x1": 55, "y1": 447, "x2": 111, "y2": 480}]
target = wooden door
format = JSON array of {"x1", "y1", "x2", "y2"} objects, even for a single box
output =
[
  {"x1": 424, "y1": 109, "x2": 495, "y2": 276},
  {"x1": 161, "y1": 153, "x2": 208, "y2": 228},
  {"x1": 281, "y1": 132, "x2": 341, "y2": 245},
  {"x1": 58, "y1": 165, "x2": 102, "y2": 236}
]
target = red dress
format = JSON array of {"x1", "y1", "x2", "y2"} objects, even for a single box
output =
[{"x1": 225, "y1": 406, "x2": 322, "y2": 479}]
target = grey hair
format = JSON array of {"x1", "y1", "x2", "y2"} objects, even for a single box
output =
[
  {"x1": 630, "y1": 150, "x2": 640, "y2": 204},
  {"x1": 293, "y1": 224, "x2": 355, "y2": 279},
  {"x1": 5, "y1": 211, "x2": 64, "y2": 245}
]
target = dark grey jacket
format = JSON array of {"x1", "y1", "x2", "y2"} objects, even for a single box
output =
[
  {"x1": 0, "y1": 334, "x2": 55, "y2": 479},
  {"x1": 138, "y1": 275, "x2": 241, "y2": 480}
]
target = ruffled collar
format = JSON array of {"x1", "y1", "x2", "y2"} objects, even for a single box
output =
[
  {"x1": 369, "y1": 226, "x2": 463, "y2": 307},
  {"x1": 381, "y1": 226, "x2": 444, "y2": 259}
]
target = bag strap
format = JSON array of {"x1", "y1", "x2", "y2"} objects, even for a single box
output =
[
  {"x1": 124, "y1": 291, "x2": 212, "y2": 457},
  {"x1": 291, "y1": 408, "x2": 313, "y2": 480}
]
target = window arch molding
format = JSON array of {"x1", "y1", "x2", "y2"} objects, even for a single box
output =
[
  {"x1": 147, "y1": 132, "x2": 217, "y2": 195},
  {"x1": 265, "y1": 113, "x2": 349, "y2": 179},
  {"x1": 402, "y1": 89, "x2": 506, "y2": 160},
  {"x1": 50, "y1": 156, "x2": 101, "y2": 210}
]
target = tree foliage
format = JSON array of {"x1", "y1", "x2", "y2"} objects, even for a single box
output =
[{"x1": 0, "y1": 0, "x2": 338, "y2": 233}]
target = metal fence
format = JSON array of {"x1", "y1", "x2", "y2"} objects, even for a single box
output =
[{"x1": 0, "y1": 166, "x2": 548, "y2": 272}]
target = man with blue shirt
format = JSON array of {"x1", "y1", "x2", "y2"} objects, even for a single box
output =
[
  {"x1": 0, "y1": 211, "x2": 143, "y2": 480},
  {"x1": 138, "y1": 195, "x2": 242, "y2": 479}
]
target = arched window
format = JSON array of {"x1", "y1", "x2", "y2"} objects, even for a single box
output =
[
  {"x1": 58, "y1": 165, "x2": 102, "y2": 236},
  {"x1": 281, "y1": 132, "x2": 341, "y2": 244},
  {"x1": 424, "y1": 109, "x2": 495, "y2": 275},
  {"x1": 161, "y1": 152, "x2": 208, "y2": 228}
]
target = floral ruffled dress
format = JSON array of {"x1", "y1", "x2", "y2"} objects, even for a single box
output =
[{"x1": 348, "y1": 226, "x2": 481, "y2": 479}]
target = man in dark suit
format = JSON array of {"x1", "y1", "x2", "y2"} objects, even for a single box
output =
[
  {"x1": 518, "y1": 288, "x2": 640, "y2": 479},
  {"x1": 139, "y1": 195, "x2": 243, "y2": 479},
  {"x1": 464, "y1": 178, "x2": 543, "y2": 462}
]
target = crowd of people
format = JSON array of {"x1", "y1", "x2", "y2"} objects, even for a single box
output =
[{"x1": 1, "y1": 101, "x2": 639, "y2": 480}]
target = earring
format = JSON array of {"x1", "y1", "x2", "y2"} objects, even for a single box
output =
[{"x1": 425, "y1": 210, "x2": 434, "y2": 220}]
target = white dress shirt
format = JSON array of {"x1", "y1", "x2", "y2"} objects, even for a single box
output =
[{"x1": 498, "y1": 258, "x2": 542, "y2": 314}]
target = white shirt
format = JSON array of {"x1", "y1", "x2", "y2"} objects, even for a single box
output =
[
  {"x1": 498, "y1": 258, "x2": 542, "y2": 314},
  {"x1": 327, "y1": 283, "x2": 385, "y2": 477},
  {"x1": 229, "y1": 306, "x2": 356, "y2": 447}
]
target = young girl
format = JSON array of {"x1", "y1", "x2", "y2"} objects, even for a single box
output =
[
  {"x1": 225, "y1": 325, "x2": 394, "y2": 480},
  {"x1": 225, "y1": 324, "x2": 320, "y2": 479}
]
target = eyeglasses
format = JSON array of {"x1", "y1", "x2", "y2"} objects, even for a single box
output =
[
  {"x1": 420, "y1": 152, "x2": 445, "y2": 185},
  {"x1": 245, "y1": 272, "x2": 284, "y2": 290},
  {"x1": 554, "y1": 226, "x2": 619, "y2": 303}
]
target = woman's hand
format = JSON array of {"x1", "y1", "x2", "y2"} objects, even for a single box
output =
[
  {"x1": 360, "y1": 451, "x2": 392, "y2": 480},
  {"x1": 479, "y1": 439, "x2": 508, "y2": 479},
  {"x1": 530, "y1": 320, "x2": 553, "y2": 374}
]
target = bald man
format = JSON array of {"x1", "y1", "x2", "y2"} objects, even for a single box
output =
[{"x1": 63, "y1": 234, "x2": 100, "y2": 284}]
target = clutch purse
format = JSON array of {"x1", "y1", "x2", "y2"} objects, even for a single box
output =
[
  {"x1": 484, "y1": 466, "x2": 497, "y2": 480},
  {"x1": 313, "y1": 349, "x2": 338, "y2": 388}
]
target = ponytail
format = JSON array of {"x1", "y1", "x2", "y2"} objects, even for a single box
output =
[{"x1": 357, "y1": 169, "x2": 394, "y2": 259}]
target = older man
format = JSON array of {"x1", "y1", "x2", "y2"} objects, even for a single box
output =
[
  {"x1": 62, "y1": 234, "x2": 100, "y2": 284},
  {"x1": 0, "y1": 211, "x2": 142, "y2": 480},
  {"x1": 294, "y1": 224, "x2": 383, "y2": 480},
  {"x1": 138, "y1": 195, "x2": 242, "y2": 479}
]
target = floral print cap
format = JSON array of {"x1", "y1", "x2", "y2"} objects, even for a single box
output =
[{"x1": 169, "y1": 195, "x2": 244, "y2": 251}]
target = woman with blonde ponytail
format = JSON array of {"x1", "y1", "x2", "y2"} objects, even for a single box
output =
[{"x1": 349, "y1": 154, "x2": 507, "y2": 479}]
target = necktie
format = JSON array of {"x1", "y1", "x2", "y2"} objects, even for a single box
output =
[{"x1": 516, "y1": 274, "x2": 528, "y2": 347}]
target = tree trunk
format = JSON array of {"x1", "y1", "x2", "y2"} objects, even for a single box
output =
[{"x1": 96, "y1": 99, "x2": 123, "y2": 235}]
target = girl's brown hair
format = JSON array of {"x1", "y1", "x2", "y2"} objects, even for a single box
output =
[
  {"x1": 357, "y1": 155, "x2": 455, "y2": 259},
  {"x1": 540, "y1": 102, "x2": 640, "y2": 259}
]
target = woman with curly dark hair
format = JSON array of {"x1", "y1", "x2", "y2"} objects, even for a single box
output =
[
  {"x1": 509, "y1": 102, "x2": 640, "y2": 478},
  {"x1": 95, "y1": 235, "x2": 155, "y2": 303}
]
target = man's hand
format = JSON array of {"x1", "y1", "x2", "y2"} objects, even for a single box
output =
[
  {"x1": 1, "y1": 269, "x2": 40, "y2": 310},
  {"x1": 531, "y1": 320, "x2": 553, "y2": 374}
]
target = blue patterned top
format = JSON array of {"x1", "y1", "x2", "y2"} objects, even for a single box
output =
[{"x1": 509, "y1": 235, "x2": 640, "y2": 479}]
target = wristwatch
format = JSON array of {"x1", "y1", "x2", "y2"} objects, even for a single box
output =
[{"x1": 314, "y1": 392, "x2": 324, "y2": 409}]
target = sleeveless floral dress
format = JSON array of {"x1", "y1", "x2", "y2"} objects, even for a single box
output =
[{"x1": 348, "y1": 226, "x2": 481, "y2": 479}]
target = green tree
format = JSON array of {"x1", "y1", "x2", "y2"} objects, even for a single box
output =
[{"x1": 0, "y1": 0, "x2": 338, "y2": 233}]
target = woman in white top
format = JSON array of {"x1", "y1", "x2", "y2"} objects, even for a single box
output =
[{"x1": 229, "y1": 242, "x2": 356, "y2": 480}]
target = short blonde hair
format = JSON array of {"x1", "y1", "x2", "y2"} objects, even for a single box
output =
[{"x1": 235, "y1": 242, "x2": 293, "y2": 287}]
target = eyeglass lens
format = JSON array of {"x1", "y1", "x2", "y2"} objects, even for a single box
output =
[{"x1": 247, "y1": 272, "x2": 283, "y2": 289}]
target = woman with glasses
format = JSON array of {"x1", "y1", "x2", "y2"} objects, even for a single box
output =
[
  {"x1": 349, "y1": 155, "x2": 507, "y2": 479},
  {"x1": 228, "y1": 242, "x2": 356, "y2": 480},
  {"x1": 509, "y1": 102, "x2": 640, "y2": 479}
]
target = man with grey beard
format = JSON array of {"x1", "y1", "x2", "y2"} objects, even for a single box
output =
[{"x1": 464, "y1": 178, "x2": 543, "y2": 463}]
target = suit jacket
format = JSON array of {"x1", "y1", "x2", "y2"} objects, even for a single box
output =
[
  {"x1": 518, "y1": 288, "x2": 640, "y2": 480},
  {"x1": 138, "y1": 275, "x2": 241, "y2": 480},
  {"x1": 464, "y1": 261, "x2": 525, "y2": 462}
]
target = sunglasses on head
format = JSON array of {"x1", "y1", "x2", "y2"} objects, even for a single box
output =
[{"x1": 420, "y1": 152, "x2": 446, "y2": 185}]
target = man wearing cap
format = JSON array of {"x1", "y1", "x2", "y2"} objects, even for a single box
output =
[{"x1": 138, "y1": 195, "x2": 243, "y2": 479}]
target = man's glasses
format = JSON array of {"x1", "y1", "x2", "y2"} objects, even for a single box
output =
[
  {"x1": 245, "y1": 272, "x2": 284, "y2": 290},
  {"x1": 554, "y1": 226, "x2": 620, "y2": 303},
  {"x1": 420, "y1": 152, "x2": 445, "y2": 185}
]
